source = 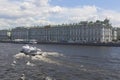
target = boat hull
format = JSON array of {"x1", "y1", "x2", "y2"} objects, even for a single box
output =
[{"x1": 20, "y1": 50, "x2": 42, "y2": 56}]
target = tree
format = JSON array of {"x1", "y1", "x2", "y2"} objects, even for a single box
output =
[
  {"x1": 103, "y1": 18, "x2": 109, "y2": 24},
  {"x1": 103, "y1": 18, "x2": 111, "y2": 26}
]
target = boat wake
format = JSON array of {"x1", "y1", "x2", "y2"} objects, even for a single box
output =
[{"x1": 13, "y1": 51, "x2": 64, "y2": 66}]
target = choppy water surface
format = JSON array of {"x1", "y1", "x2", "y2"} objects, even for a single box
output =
[{"x1": 0, "y1": 43, "x2": 120, "y2": 80}]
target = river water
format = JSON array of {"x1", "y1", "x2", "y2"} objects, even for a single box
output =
[{"x1": 0, "y1": 43, "x2": 120, "y2": 80}]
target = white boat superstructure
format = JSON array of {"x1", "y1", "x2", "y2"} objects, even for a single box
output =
[{"x1": 20, "y1": 45, "x2": 42, "y2": 56}]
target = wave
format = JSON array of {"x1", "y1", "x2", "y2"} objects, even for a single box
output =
[{"x1": 13, "y1": 51, "x2": 64, "y2": 65}]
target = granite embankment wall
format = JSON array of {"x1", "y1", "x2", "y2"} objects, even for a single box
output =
[{"x1": 1, "y1": 40, "x2": 120, "y2": 47}]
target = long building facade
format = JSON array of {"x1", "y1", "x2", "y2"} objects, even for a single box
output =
[
  {"x1": 0, "y1": 19, "x2": 116, "y2": 43},
  {"x1": 28, "y1": 23, "x2": 112, "y2": 43}
]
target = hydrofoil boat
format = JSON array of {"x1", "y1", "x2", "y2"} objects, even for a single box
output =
[{"x1": 20, "y1": 45, "x2": 42, "y2": 56}]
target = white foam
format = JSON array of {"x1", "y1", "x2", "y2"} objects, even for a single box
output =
[
  {"x1": 14, "y1": 53, "x2": 30, "y2": 59},
  {"x1": 31, "y1": 54, "x2": 61, "y2": 65},
  {"x1": 13, "y1": 60, "x2": 16, "y2": 64},
  {"x1": 11, "y1": 63, "x2": 15, "y2": 66},
  {"x1": 26, "y1": 61, "x2": 35, "y2": 66},
  {"x1": 41, "y1": 52, "x2": 64, "y2": 57},
  {"x1": 13, "y1": 52, "x2": 64, "y2": 65},
  {"x1": 45, "y1": 76, "x2": 55, "y2": 80},
  {"x1": 19, "y1": 74, "x2": 26, "y2": 80}
]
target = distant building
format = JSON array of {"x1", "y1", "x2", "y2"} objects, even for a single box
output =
[
  {"x1": 0, "y1": 30, "x2": 9, "y2": 41},
  {"x1": 0, "y1": 19, "x2": 114, "y2": 43},
  {"x1": 116, "y1": 28, "x2": 120, "y2": 41},
  {"x1": 11, "y1": 27, "x2": 29, "y2": 41},
  {"x1": 28, "y1": 19, "x2": 113, "y2": 43},
  {"x1": 112, "y1": 28, "x2": 117, "y2": 41},
  {"x1": 29, "y1": 27, "x2": 47, "y2": 42}
]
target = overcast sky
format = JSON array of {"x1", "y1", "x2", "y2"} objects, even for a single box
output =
[{"x1": 0, "y1": 0, "x2": 120, "y2": 29}]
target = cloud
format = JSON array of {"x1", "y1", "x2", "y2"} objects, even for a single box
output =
[
  {"x1": 0, "y1": 0, "x2": 120, "y2": 29},
  {"x1": 100, "y1": 10, "x2": 120, "y2": 27}
]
